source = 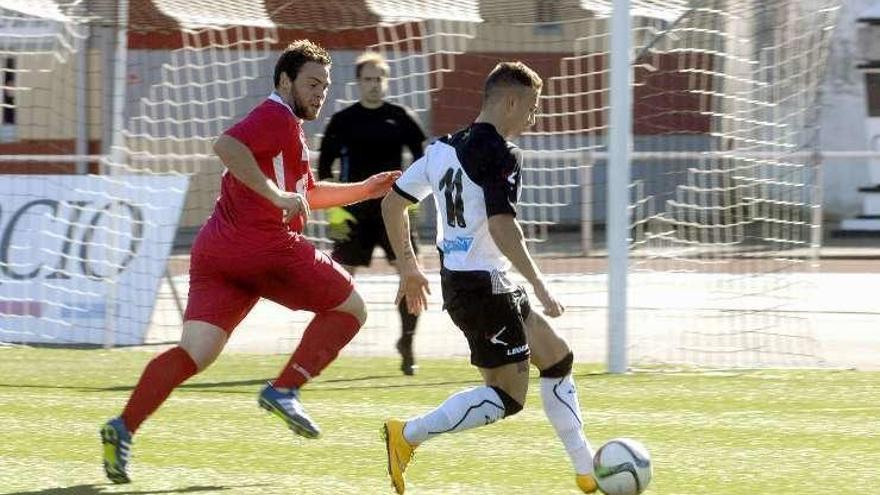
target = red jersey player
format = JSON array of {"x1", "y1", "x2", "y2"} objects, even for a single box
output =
[{"x1": 100, "y1": 40, "x2": 400, "y2": 484}]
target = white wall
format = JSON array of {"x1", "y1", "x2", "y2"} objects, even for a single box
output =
[{"x1": 820, "y1": 0, "x2": 874, "y2": 221}]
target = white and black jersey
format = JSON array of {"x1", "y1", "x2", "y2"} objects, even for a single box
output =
[
  {"x1": 393, "y1": 122, "x2": 522, "y2": 295},
  {"x1": 394, "y1": 122, "x2": 532, "y2": 368}
]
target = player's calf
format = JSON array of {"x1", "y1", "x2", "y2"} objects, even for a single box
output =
[
  {"x1": 396, "y1": 335, "x2": 416, "y2": 376},
  {"x1": 539, "y1": 352, "x2": 597, "y2": 491},
  {"x1": 396, "y1": 299, "x2": 419, "y2": 376}
]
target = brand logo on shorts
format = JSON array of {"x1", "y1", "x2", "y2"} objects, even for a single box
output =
[
  {"x1": 489, "y1": 326, "x2": 508, "y2": 346},
  {"x1": 506, "y1": 344, "x2": 528, "y2": 356}
]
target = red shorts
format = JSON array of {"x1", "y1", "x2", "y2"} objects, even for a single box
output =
[{"x1": 183, "y1": 237, "x2": 354, "y2": 333}]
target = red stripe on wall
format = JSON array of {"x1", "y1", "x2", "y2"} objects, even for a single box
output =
[{"x1": 0, "y1": 140, "x2": 102, "y2": 174}]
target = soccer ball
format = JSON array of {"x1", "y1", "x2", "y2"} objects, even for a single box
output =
[{"x1": 593, "y1": 438, "x2": 653, "y2": 495}]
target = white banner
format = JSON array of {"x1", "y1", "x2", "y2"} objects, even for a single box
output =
[{"x1": 0, "y1": 175, "x2": 189, "y2": 345}]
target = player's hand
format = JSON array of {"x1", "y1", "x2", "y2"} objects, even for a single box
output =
[
  {"x1": 396, "y1": 268, "x2": 431, "y2": 316},
  {"x1": 273, "y1": 191, "x2": 310, "y2": 225},
  {"x1": 362, "y1": 170, "x2": 402, "y2": 200},
  {"x1": 533, "y1": 278, "x2": 565, "y2": 318}
]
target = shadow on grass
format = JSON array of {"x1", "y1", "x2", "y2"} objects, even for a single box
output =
[
  {"x1": 12, "y1": 484, "x2": 265, "y2": 494},
  {"x1": 0, "y1": 374, "x2": 402, "y2": 393},
  {"x1": 107, "y1": 375, "x2": 486, "y2": 394},
  {"x1": 0, "y1": 370, "x2": 605, "y2": 395},
  {"x1": 0, "y1": 373, "x2": 485, "y2": 393}
]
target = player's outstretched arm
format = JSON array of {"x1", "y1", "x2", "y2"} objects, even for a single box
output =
[
  {"x1": 382, "y1": 190, "x2": 430, "y2": 315},
  {"x1": 488, "y1": 214, "x2": 564, "y2": 318},
  {"x1": 308, "y1": 171, "x2": 401, "y2": 209},
  {"x1": 213, "y1": 135, "x2": 308, "y2": 223}
]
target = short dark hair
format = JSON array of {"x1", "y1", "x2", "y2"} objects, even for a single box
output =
[
  {"x1": 273, "y1": 40, "x2": 332, "y2": 87},
  {"x1": 483, "y1": 61, "x2": 543, "y2": 98},
  {"x1": 355, "y1": 51, "x2": 390, "y2": 79}
]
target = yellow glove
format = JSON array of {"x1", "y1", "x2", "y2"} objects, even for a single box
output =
[{"x1": 327, "y1": 206, "x2": 357, "y2": 242}]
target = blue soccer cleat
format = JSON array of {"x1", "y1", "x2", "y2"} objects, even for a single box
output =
[
  {"x1": 258, "y1": 382, "x2": 321, "y2": 439},
  {"x1": 100, "y1": 417, "x2": 132, "y2": 484}
]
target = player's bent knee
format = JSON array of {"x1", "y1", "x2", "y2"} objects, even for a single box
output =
[
  {"x1": 490, "y1": 386, "x2": 524, "y2": 417},
  {"x1": 539, "y1": 351, "x2": 574, "y2": 378},
  {"x1": 179, "y1": 343, "x2": 219, "y2": 372},
  {"x1": 331, "y1": 289, "x2": 367, "y2": 325},
  {"x1": 179, "y1": 320, "x2": 228, "y2": 372}
]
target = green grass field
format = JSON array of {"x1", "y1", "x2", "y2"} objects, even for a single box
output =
[{"x1": 0, "y1": 347, "x2": 877, "y2": 495}]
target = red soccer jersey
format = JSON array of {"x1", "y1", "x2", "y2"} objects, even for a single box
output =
[{"x1": 195, "y1": 93, "x2": 315, "y2": 255}]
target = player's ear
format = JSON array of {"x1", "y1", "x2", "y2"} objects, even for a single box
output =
[
  {"x1": 278, "y1": 72, "x2": 292, "y2": 91},
  {"x1": 505, "y1": 92, "x2": 517, "y2": 113}
]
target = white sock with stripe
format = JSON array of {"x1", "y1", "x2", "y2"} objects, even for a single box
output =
[
  {"x1": 403, "y1": 386, "x2": 506, "y2": 445},
  {"x1": 541, "y1": 375, "x2": 594, "y2": 475}
]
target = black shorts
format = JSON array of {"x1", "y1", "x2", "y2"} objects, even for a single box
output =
[
  {"x1": 331, "y1": 209, "x2": 418, "y2": 267},
  {"x1": 442, "y1": 270, "x2": 531, "y2": 369}
]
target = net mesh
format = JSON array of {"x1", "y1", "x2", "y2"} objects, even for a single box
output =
[{"x1": 0, "y1": 0, "x2": 842, "y2": 368}]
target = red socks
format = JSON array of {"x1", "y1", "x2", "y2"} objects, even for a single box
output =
[
  {"x1": 121, "y1": 346, "x2": 198, "y2": 433},
  {"x1": 273, "y1": 311, "x2": 361, "y2": 389},
  {"x1": 118, "y1": 312, "x2": 360, "y2": 432}
]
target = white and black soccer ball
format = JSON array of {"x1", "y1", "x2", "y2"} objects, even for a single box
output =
[{"x1": 593, "y1": 438, "x2": 653, "y2": 495}]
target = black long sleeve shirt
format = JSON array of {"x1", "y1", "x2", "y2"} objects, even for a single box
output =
[{"x1": 318, "y1": 102, "x2": 426, "y2": 181}]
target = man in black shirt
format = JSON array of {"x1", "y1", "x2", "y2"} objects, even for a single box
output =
[{"x1": 318, "y1": 52, "x2": 427, "y2": 375}]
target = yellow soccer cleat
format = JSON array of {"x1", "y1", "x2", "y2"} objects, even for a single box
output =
[
  {"x1": 576, "y1": 473, "x2": 599, "y2": 493},
  {"x1": 382, "y1": 419, "x2": 416, "y2": 494}
]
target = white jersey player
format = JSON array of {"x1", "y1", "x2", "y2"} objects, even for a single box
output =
[{"x1": 381, "y1": 61, "x2": 599, "y2": 494}]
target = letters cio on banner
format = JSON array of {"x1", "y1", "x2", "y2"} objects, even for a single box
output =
[{"x1": 0, "y1": 175, "x2": 188, "y2": 345}]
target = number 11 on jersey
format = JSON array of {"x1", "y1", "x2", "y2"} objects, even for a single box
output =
[{"x1": 439, "y1": 167, "x2": 466, "y2": 228}]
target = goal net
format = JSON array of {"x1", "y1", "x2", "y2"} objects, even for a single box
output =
[{"x1": 0, "y1": 0, "x2": 841, "y2": 368}]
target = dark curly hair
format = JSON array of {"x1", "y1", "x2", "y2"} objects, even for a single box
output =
[{"x1": 273, "y1": 39, "x2": 332, "y2": 87}]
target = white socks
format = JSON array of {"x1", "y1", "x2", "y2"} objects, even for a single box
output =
[
  {"x1": 541, "y1": 375, "x2": 594, "y2": 475},
  {"x1": 403, "y1": 386, "x2": 506, "y2": 445},
  {"x1": 399, "y1": 367, "x2": 593, "y2": 477}
]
